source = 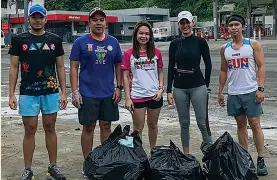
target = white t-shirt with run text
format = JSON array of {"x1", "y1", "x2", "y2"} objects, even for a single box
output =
[{"x1": 224, "y1": 38, "x2": 257, "y2": 95}]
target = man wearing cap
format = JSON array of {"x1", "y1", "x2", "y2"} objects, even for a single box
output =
[
  {"x1": 69, "y1": 7, "x2": 123, "y2": 176},
  {"x1": 166, "y1": 11, "x2": 213, "y2": 154},
  {"x1": 218, "y1": 14, "x2": 268, "y2": 176},
  {"x1": 8, "y1": 4, "x2": 67, "y2": 180}
]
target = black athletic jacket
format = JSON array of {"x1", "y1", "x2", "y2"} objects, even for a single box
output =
[{"x1": 166, "y1": 34, "x2": 212, "y2": 93}]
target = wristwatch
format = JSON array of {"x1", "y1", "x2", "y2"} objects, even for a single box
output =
[
  {"x1": 116, "y1": 85, "x2": 124, "y2": 90},
  {"x1": 159, "y1": 86, "x2": 164, "y2": 91},
  {"x1": 258, "y1": 86, "x2": 264, "y2": 92}
]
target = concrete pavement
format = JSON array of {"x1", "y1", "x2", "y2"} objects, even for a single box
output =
[{"x1": 1, "y1": 38, "x2": 277, "y2": 179}]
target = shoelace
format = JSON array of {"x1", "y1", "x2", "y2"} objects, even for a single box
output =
[
  {"x1": 52, "y1": 166, "x2": 62, "y2": 175},
  {"x1": 21, "y1": 169, "x2": 31, "y2": 179},
  {"x1": 257, "y1": 160, "x2": 265, "y2": 168}
]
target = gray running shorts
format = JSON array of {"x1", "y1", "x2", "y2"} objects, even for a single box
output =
[{"x1": 227, "y1": 91, "x2": 263, "y2": 118}]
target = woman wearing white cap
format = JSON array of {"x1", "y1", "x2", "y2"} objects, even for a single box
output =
[{"x1": 166, "y1": 11, "x2": 213, "y2": 153}]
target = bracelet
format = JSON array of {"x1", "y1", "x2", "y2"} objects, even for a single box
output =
[
  {"x1": 72, "y1": 90, "x2": 79, "y2": 94},
  {"x1": 116, "y1": 85, "x2": 124, "y2": 90}
]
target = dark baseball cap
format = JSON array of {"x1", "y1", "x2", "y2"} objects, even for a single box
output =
[
  {"x1": 29, "y1": 4, "x2": 47, "y2": 16},
  {"x1": 89, "y1": 7, "x2": 106, "y2": 19}
]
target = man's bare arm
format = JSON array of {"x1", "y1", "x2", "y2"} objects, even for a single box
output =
[
  {"x1": 56, "y1": 56, "x2": 66, "y2": 95},
  {"x1": 251, "y1": 40, "x2": 266, "y2": 87},
  {"x1": 9, "y1": 55, "x2": 19, "y2": 97},
  {"x1": 115, "y1": 63, "x2": 122, "y2": 87},
  {"x1": 218, "y1": 45, "x2": 228, "y2": 94},
  {"x1": 70, "y1": 61, "x2": 80, "y2": 92}
]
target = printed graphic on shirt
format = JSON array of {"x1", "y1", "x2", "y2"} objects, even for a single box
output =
[
  {"x1": 22, "y1": 62, "x2": 29, "y2": 72},
  {"x1": 37, "y1": 70, "x2": 43, "y2": 77},
  {"x1": 134, "y1": 56, "x2": 156, "y2": 70},
  {"x1": 95, "y1": 46, "x2": 107, "y2": 64},
  {"x1": 107, "y1": 45, "x2": 113, "y2": 51},
  {"x1": 232, "y1": 53, "x2": 240, "y2": 57},
  {"x1": 50, "y1": 44, "x2": 55, "y2": 50},
  {"x1": 22, "y1": 44, "x2": 28, "y2": 51},
  {"x1": 42, "y1": 43, "x2": 50, "y2": 50},
  {"x1": 36, "y1": 43, "x2": 43, "y2": 49},
  {"x1": 29, "y1": 43, "x2": 37, "y2": 51},
  {"x1": 46, "y1": 75, "x2": 59, "y2": 90},
  {"x1": 87, "y1": 44, "x2": 93, "y2": 51},
  {"x1": 227, "y1": 57, "x2": 249, "y2": 70}
]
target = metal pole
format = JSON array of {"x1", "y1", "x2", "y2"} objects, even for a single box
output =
[
  {"x1": 213, "y1": 0, "x2": 218, "y2": 40},
  {"x1": 99, "y1": 0, "x2": 101, "y2": 7},
  {"x1": 273, "y1": 0, "x2": 276, "y2": 37},
  {"x1": 24, "y1": 0, "x2": 28, "y2": 31},
  {"x1": 246, "y1": 0, "x2": 251, "y2": 38}
]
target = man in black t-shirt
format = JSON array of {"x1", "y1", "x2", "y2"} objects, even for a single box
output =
[{"x1": 8, "y1": 4, "x2": 67, "y2": 180}]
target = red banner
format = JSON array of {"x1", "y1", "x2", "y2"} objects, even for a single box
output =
[{"x1": 1, "y1": 18, "x2": 9, "y2": 33}]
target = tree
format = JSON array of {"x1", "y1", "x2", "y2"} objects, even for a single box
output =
[
  {"x1": 42, "y1": 0, "x2": 268, "y2": 21},
  {"x1": 45, "y1": 0, "x2": 87, "y2": 11}
]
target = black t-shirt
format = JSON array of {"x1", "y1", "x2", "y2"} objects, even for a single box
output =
[
  {"x1": 166, "y1": 35, "x2": 212, "y2": 92},
  {"x1": 8, "y1": 31, "x2": 64, "y2": 96}
]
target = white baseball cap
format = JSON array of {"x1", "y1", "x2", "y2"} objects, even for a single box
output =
[{"x1": 178, "y1": 11, "x2": 193, "y2": 23}]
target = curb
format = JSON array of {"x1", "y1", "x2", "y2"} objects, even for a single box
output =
[{"x1": 264, "y1": 49, "x2": 277, "y2": 51}]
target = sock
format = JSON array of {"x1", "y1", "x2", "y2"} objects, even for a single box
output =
[
  {"x1": 49, "y1": 162, "x2": 56, "y2": 167},
  {"x1": 25, "y1": 165, "x2": 31, "y2": 170},
  {"x1": 257, "y1": 156, "x2": 264, "y2": 161}
]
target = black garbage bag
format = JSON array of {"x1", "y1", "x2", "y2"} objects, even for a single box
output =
[
  {"x1": 149, "y1": 140, "x2": 205, "y2": 180},
  {"x1": 201, "y1": 131, "x2": 258, "y2": 180},
  {"x1": 83, "y1": 125, "x2": 150, "y2": 180}
]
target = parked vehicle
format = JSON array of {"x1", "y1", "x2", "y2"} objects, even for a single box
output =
[{"x1": 153, "y1": 21, "x2": 179, "y2": 41}]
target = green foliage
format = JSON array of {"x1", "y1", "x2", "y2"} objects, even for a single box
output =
[
  {"x1": 44, "y1": 0, "x2": 273, "y2": 21},
  {"x1": 233, "y1": 2, "x2": 247, "y2": 17},
  {"x1": 45, "y1": 0, "x2": 87, "y2": 11}
]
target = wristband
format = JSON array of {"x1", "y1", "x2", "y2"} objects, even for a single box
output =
[
  {"x1": 258, "y1": 86, "x2": 264, "y2": 92},
  {"x1": 116, "y1": 85, "x2": 124, "y2": 90}
]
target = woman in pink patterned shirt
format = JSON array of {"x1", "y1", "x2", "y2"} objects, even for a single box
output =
[{"x1": 121, "y1": 21, "x2": 164, "y2": 149}]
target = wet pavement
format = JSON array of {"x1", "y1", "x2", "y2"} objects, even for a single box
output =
[
  {"x1": 1, "y1": 39, "x2": 277, "y2": 179},
  {"x1": 1, "y1": 40, "x2": 277, "y2": 154}
]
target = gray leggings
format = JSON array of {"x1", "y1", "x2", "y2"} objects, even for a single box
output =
[{"x1": 173, "y1": 85, "x2": 212, "y2": 148}]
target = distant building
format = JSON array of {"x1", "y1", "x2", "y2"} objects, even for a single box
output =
[{"x1": 4, "y1": 7, "x2": 170, "y2": 42}]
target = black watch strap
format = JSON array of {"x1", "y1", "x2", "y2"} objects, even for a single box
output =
[
  {"x1": 258, "y1": 86, "x2": 264, "y2": 92},
  {"x1": 116, "y1": 85, "x2": 123, "y2": 90}
]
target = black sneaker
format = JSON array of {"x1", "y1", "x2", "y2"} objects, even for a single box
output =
[
  {"x1": 82, "y1": 170, "x2": 89, "y2": 180},
  {"x1": 46, "y1": 165, "x2": 66, "y2": 180},
  {"x1": 257, "y1": 158, "x2": 268, "y2": 176},
  {"x1": 20, "y1": 169, "x2": 34, "y2": 180}
]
